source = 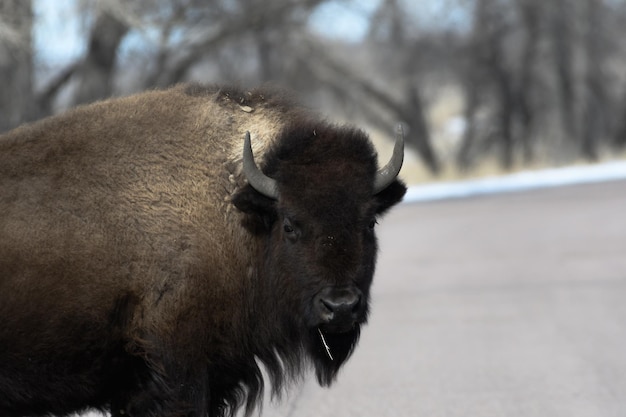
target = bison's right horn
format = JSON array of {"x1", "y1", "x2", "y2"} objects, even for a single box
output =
[
  {"x1": 243, "y1": 132, "x2": 279, "y2": 199},
  {"x1": 373, "y1": 125, "x2": 405, "y2": 194}
]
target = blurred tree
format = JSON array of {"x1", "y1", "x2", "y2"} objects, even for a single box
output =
[
  {"x1": 549, "y1": 0, "x2": 577, "y2": 156},
  {"x1": 458, "y1": 0, "x2": 543, "y2": 169},
  {"x1": 3, "y1": 0, "x2": 626, "y2": 172},
  {"x1": 305, "y1": 0, "x2": 441, "y2": 173},
  {"x1": 72, "y1": 8, "x2": 129, "y2": 106},
  {"x1": 0, "y1": 0, "x2": 34, "y2": 132},
  {"x1": 515, "y1": 0, "x2": 541, "y2": 163},
  {"x1": 455, "y1": 0, "x2": 624, "y2": 169},
  {"x1": 580, "y1": 0, "x2": 610, "y2": 160}
]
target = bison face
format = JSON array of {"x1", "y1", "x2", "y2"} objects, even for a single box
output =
[{"x1": 232, "y1": 125, "x2": 406, "y2": 385}]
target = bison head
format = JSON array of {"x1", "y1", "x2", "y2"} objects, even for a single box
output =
[{"x1": 232, "y1": 123, "x2": 406, "y2": 386}]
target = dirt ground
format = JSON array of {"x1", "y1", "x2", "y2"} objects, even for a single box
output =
[{"x1": 261, "y1": 179, "x2": 626, "y2": 417}]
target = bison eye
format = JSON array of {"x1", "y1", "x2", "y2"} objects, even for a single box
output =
[
  {"x1": 282, "y1": 218, "x2": 298, "y2": 240},
  {"x1": 368, "y1": 218, "x2": 378, "y2": 230}
]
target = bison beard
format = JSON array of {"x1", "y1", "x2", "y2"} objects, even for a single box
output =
[
  {"x1": 311, "y1": 326, "x2": 361, "y2": 385},
  {"x1": 0, "y1": 84, "x2": 406, "y2": 417}
]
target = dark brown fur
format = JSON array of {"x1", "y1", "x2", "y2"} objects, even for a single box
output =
[{"x1": 0, "y1": 84, "x2": 406, "y2": 417}]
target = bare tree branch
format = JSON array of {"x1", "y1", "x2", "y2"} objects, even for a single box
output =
[{"x1": 296, "y1": 37, "x2": 440, "y2": 173}]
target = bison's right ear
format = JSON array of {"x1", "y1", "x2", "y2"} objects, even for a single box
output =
[
  {"x1": 374, "y1": 179, "x2": 407, "y2": 216},
  {"x1": 232, "y1": 185, "x2": 277, "y2": 234}
]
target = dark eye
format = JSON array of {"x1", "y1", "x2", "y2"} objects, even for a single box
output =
[
  {"x1": 368, "y1": 218, "x2": 378, "y2": 230},
  {"x1": 283, "y1": 218, "x2": 297, "y2": 240}
]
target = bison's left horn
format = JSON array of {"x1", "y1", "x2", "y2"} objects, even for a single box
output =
[
  {"x1": 243, "y1": 132, "x2": 279, "y2": 199},
  {"x1": 373, "y1": 125, "x2": 405, "y2": 194}
]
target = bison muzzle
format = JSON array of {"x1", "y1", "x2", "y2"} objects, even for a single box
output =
[{"x1": 0, "y1": 84, "x2": 406, "y2": 417}]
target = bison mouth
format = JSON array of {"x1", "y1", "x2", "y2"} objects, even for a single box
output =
[{"x1": 309, "y1": 324, "x2": 361, "y2": 386}]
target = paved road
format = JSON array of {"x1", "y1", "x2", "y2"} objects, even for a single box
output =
[{"x1": 262, "y1": 179, "x2": 626, "y2": 417}]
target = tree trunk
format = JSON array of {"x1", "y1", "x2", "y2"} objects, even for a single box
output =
[
  {"x1": 72, "y1": 11, "x2": 129, "y2": 106},
  {"x1": 0, "y1": 0, "x2": 34, "y2": 133},
  {"x1": 515, "y1": 0, "x2": 542, "y2": 163},
  {"x1": 550, "y1": 0, "x2": 578, "y2": 147},
  {"x1": 581, "y1": 0, "x2": 608, "y2": 160},
  {"x1": 484, "y1": 10, "x2": 515, "y2": 169}
]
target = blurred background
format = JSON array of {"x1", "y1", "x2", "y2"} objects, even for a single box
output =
[{"x1": 2, "y1": 0, "x2": 626, "y2": 184}]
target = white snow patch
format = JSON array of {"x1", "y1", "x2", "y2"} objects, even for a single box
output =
[{"x1": 404, "y1": 161, "x2": 626, "y2": 203}]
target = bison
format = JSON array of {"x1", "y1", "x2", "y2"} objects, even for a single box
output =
[{"x1": 0, "y1": 84, "x2": 406, "y2": 417}]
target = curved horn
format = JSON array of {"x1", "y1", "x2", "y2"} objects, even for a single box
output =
[
  {"x1": 373, "y1": 125, "x2": 405, "y2": 194},
  {"x1": 242, "y1": 132, "x2": 279, "y2": 199}
]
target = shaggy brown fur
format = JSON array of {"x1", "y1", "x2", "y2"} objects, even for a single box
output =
[{"x1": 0, "y1": 83, "x2": 406, "y2": 417}]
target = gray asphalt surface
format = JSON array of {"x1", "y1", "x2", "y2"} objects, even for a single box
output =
[{"x1": 262, "y1": 179, "x2": 626, "y2": 417}]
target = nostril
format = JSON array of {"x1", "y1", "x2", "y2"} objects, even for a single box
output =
[
  {"x1": 320, "y1": 293, "x2": 361, "y2": 315},
  {"x1": 351, "y1": 296, "x2": 361, "y2": 313},
  {"x1": 320, "y1": 298, "x2": 333, "y2": 312},
  {"x1": 314, "y1": 287, "x2": 363, "y2": 326}
]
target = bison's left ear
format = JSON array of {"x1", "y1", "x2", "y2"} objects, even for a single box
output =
[
  {"x1": 232, "y1": 185, "x2": 277, "y2": 234},
  {"x1": 374, "y1": 179, "x2": 407, "y2": 215}
]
